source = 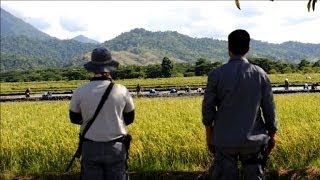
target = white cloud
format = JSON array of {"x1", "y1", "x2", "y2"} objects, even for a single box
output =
[
  {"x1": 1, "y1": 1, "x2": 319, "y2": 43},
  {"x1": 59, "y1": 16, "x2": 88, "y2": 32}
]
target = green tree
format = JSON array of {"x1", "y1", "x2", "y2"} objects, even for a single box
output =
[
  {"x1": 249, "y1": 58, "x2": 273, "y2": 73},
  {"x1": 282, "y1": 66, "x2": 293, "y2": 74},
  {"x1": 161, "y1": 57, "x2": 173, "y2": 78},
  {"x1": 195, "y1": 58, "x2": 209, "y2": 76},
  {"x1": 145, "y1": 64, "x2": 162, "y2": 78},
  {"x1": 113, "y1": 65, "x2": 145, "y2": 79},
  {"x1": 298, "y1": 59, "x2": 312, "y2": 70},
  {"x1": 62, "y1": 70, "x2": 89, "y2": 80},
  {"x1": 269, "y1": 69, "x2": 278, "y2": 74},
  {"x1": 313, "y1": 60, "x2": 320, "y2": 67},
  {"x1": 172, "y1": 63, "x2": 193, "y2": 77},
  {"x1": 27, "y1": 72, "x2": 43, "y2": 81}
]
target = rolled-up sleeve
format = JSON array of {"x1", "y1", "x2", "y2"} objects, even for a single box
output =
[
  {"x1": 69, "y1": 89, "x2": 83, "y2": 124},
  {"x1": 70, "y1": 89, "x2": 81, "y2": 114},
  {"x1": 261, "y1": 73, "x2": 278, "y2": 134},
  {"x1": 202, "y1": 70, "x2": 219, "y2": 126},
  {"x1": 124, "y1": 88, "x2": 135, "y2": 113}
]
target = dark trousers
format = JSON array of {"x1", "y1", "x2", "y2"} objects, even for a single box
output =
[
  {"x1": 209, "y1": 147, "x2": 264, "y2": 180},
  {"x1": 81, "y1": 140, "x2": 127, "y2": 180}
]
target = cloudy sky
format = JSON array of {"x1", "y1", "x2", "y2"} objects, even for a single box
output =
[{"x1": 1, "y1": 1, "x2": 319, "y2": 43}]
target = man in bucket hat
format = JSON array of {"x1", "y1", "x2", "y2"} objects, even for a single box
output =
[{"x1": 69, "y1": 47, "x2": 135, "y2": 180}]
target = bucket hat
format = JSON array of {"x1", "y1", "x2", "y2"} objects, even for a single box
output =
[{"x1": 84, "y1": 47, "x2": 119, "y2": 72}]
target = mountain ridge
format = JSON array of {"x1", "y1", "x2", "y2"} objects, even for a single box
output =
[
  {"x1": 72, "y1": 35, "x2": 99, "y2": 44},
  {"x1": 100, "y1": 28, "x2": 320, "y2": 64},
  {"x1": 0, "y1": 8, "x2": 52, "y2": 40},
  {"x1": 1, "y1": 8, "x2": 319, "y2": 72}
]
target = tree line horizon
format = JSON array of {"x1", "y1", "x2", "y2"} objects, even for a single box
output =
[{"x1": 1, "y1": 57, "x2": 319, "y2": 82}]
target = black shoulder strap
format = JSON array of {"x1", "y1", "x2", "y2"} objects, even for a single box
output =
[{"x1": 81, "y1": 82, "x2": 114, "y2": 138}]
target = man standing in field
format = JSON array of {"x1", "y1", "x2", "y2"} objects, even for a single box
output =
[
  {"x1": 69, "y1": 47, "x2": 135, "y2": 180},
  {"x1": 202, "y1": 29, "x2": 278, "y2": 179}
]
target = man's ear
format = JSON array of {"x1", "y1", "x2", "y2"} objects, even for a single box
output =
[
  {"x1": 245, "y1": 47, "x2": 250, "y2": 55},
  {"x1": 228, "y1": 48, "x2": 233, "y2": 57}
]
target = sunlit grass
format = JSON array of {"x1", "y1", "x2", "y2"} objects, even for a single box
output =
[{"x1": 0, "y1": 94, "x2": 319, "y2": 178}]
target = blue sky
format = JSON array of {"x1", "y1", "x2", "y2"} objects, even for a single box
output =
[{"x1": 1, "y1": 1, "x2": 319, "y2": 43}]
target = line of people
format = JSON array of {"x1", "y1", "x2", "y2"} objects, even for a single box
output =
[
  {"x1": 135, "y1": 85, "x2": 204, "y2": 95},
  {"x1": 284, "y1": 78, "x2": 319, "y2": 91}
]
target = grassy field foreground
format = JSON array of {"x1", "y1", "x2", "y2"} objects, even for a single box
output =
[{"x1": 0, "y1": 94, "x2": 320, "y2": 179}]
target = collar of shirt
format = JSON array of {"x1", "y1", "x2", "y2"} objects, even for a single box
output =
[{"x1": 228, "y1": 56, "x2": 249, "y2": 63}]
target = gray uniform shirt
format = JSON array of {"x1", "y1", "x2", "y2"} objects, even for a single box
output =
[{"x1": 202, "y1": 57, "x2": 278, "y2": 148}]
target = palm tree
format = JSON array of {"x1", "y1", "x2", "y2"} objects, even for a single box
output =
[{"x1": 234, "y1": 0, "x2": 317, "y2": 12}]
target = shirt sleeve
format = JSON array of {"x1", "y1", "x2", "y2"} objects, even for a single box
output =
[
  {"x1": 69, "y1": 89, "x2": 81, "y2": 113},
  {"x1": 124, "y1": 87, "x2": 135, "y2": 113},
  {"x1": 202, "y1": 70, "x2": 219, "y2": 126},
  {"x1": 261, "y1": 73, "x2": 278, "y2": 134}
]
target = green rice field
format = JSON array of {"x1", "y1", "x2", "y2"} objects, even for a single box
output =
[
  {"x1": 0, "y1": 94, "x2": 320, "y2": 179},
  {"x1": 1, "y1": 73, "x2": 319, "y2": 94}
]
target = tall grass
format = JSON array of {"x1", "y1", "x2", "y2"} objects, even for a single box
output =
[
  {"x1": 270, "y1": 94, "x2": 320, "y2": 170},
  {"x1": 0, "y1": 102, "x2": 77, "y2": 177},
  {"x1": 0, "y1": 94, "x2": 319, "y2": 179}
]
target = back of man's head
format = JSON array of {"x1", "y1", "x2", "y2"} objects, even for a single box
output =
[{"x1": 228, "y1": 29, "x2": 250, "y2": 56}]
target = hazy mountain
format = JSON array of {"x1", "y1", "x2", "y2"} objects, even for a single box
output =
[
  {"x1": 0, "y1": 52, "x2": 62, "y2": 72},
  {"x1": 250, "y1": 40, "x2": 320, "y2": 63},
  {"x1": 72, "y1": 35, "x2": 99, "y2": 44},
  {"x1": 0, "y1": 8, "x2": 97, "y2": 72},
  {"x1": 0, "y1": 8, "x2": 52, "y2": 40},
  {"x1": 102, "y1": 28, "x2": 320, "y2": 65},
  {"x1": 1, "y1": 8, "x2": 319, "y2": 72},
  {"x1": 0, "y1": 35, "x2": 97, "y2": 71}
]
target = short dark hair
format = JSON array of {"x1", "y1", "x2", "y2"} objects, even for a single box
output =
[{"x1": 228, "y1": 29, "x2": 250, "y2": 56}]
